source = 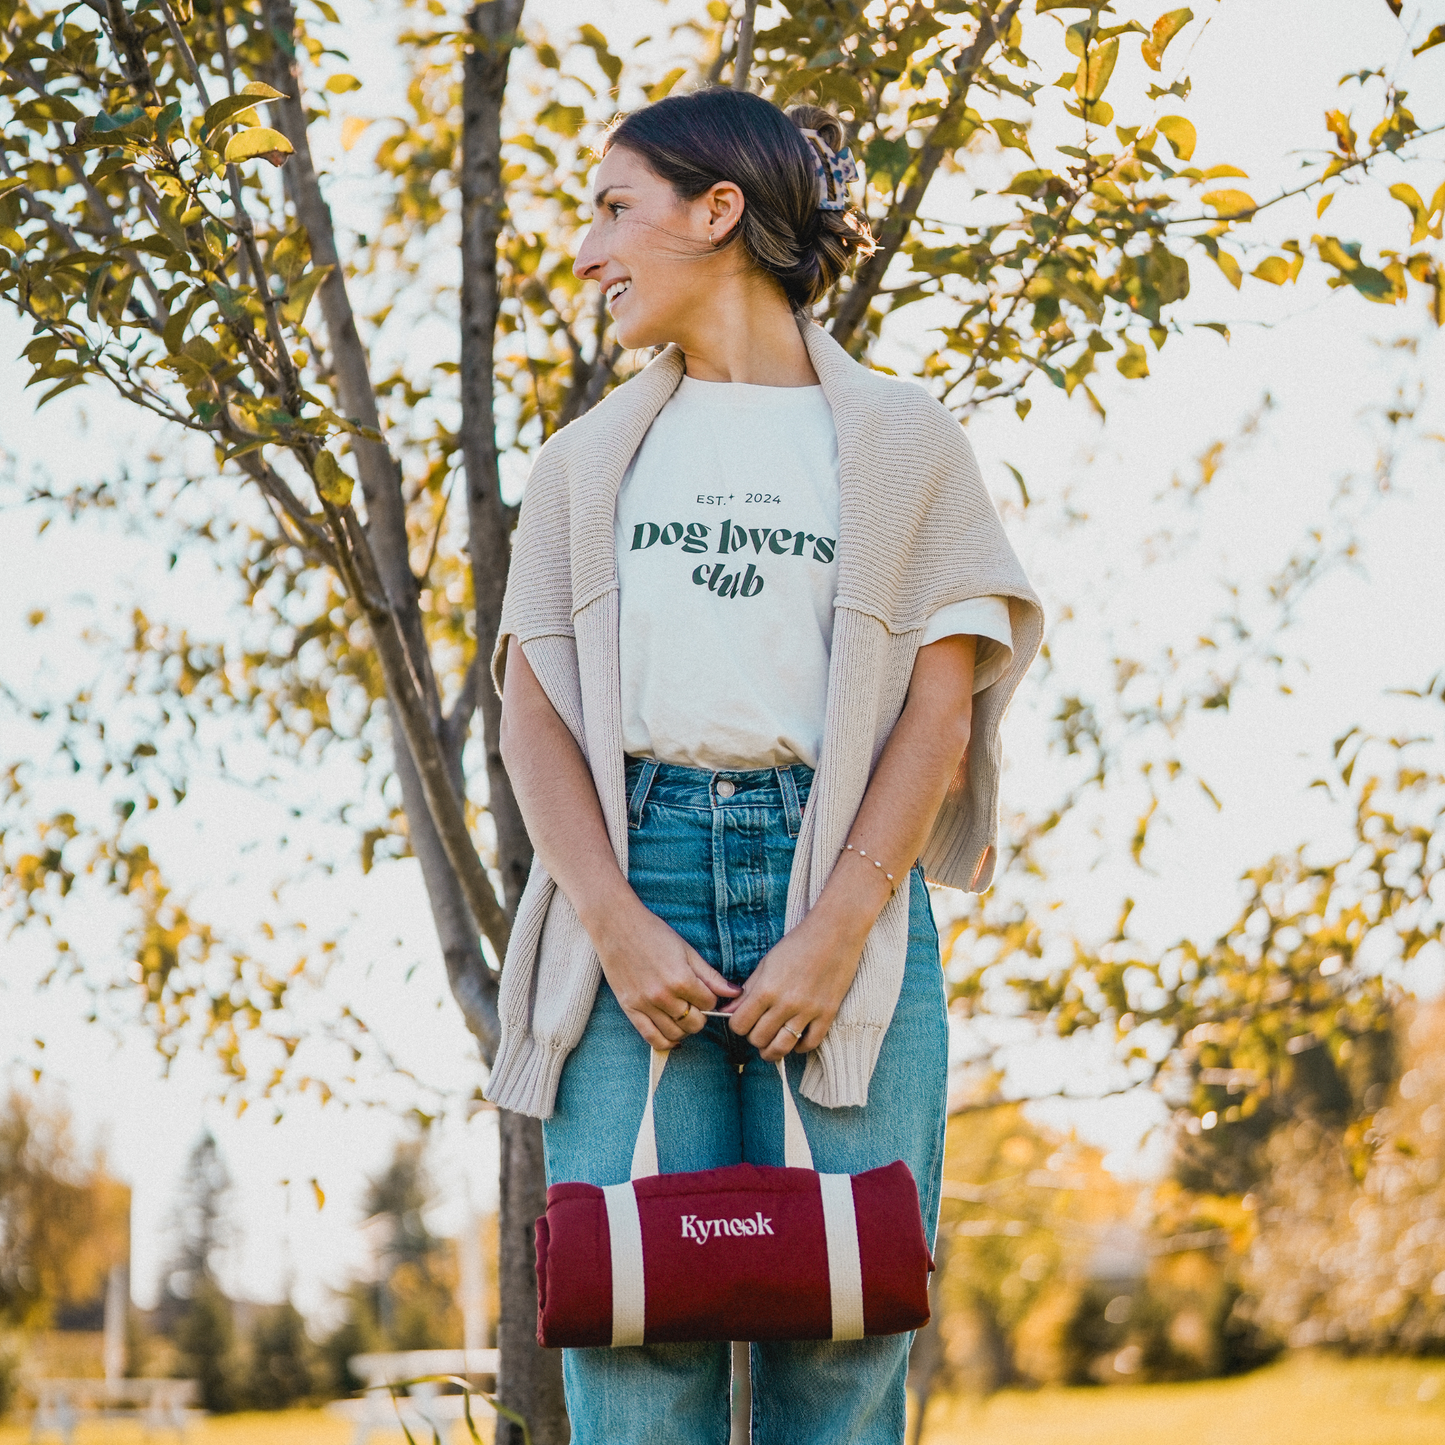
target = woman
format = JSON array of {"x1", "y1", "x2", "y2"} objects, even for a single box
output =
[{"x1": 488, "y1": 89, "x2": 1042, "y2": 1444}]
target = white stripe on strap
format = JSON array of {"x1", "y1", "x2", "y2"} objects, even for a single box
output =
[
  {"x1": 778, "y1": 1059, "x2": 815, "y2": 1171},
  {"x1": 818, "y1": 1173, "x2": 865, "y2": 1341},
  {"x1": 602, "y1": 1182, "x2": 646, "y2": 1347},
  {"x1": 630, "y1": 1047, "x2": 668, "y2": 1180}
]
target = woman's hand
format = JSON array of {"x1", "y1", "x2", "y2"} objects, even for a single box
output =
[
  {"x1": 720, "y1": 906, "x2": 870, "y2": 1062},
  {"x1": 594, "y1": 896, "x2": 740, "y2": 1052},
  {"x1": 722, "y1": 633, "x2": 981, "y2": 1063}
]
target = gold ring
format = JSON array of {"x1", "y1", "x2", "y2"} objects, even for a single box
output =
[{"x1": 676, "y1": 1003, "x2": 692, "y2": 1023}]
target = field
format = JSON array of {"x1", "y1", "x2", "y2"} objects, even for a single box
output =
[{"x1": 6, "y1": 1354, "x2": 1444, "y2": 1444}]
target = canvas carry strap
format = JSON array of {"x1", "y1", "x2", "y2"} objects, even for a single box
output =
[{"x1": 603, "y1": 1048, "x2": 863, "y2": 1346}]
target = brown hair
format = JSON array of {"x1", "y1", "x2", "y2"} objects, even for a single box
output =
[{"x1": 603, "y1": 88, "x2": 874, "y2": 310}]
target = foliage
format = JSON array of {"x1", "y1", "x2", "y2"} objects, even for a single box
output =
[
  {"x1": 3, "y1": 0, "x2": 1443, "y2": 1087},
  {"x1": 157, "y1": 1128, "x2": 232, "y2": 1326},
  {"x1": 174, "y1": 1275, "x2": 242, "y2": 1413},
  {"x1": 2, "y1": 0, "x2": 1443, "y2": 1428},
  {"x1": 945, "y1": 675, "x2": 1444, "y2": 1180},
  {"x1": 1243, "y1": 999, "x2": 1445, "y2": 1354},
  {"x1": 245, "y1": 1300, "x2": 318, "y2": 1409},
  {"x1": 0, "y1": 1090, "x2": 129, "y2": 1332}
]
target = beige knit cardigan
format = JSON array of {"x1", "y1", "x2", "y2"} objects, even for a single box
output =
[{"x1": 484, "y1": 320, "x2": 1043, "y2": 1118}]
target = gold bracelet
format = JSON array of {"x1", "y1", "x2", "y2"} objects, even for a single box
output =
[{"x1": 843, "y1": 842, "x2": 898, "y2": 895}]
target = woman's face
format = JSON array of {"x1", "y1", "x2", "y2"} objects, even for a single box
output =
[{"x1": 573, "y1": 145, "x2": 743, "y2": 350}]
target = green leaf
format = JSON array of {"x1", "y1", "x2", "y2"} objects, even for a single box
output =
[
  {"x1": 1115, "y1": 338, "x2": 1150, "y2": 378},
  {"x1": 281, "y1": 264, "x2": 332, "y2": 327},
  {"x1": 1036, "y1": 0, "x2": 1106, "y2": 10},
  {"x1": 224, "y1": 128, "x2": 295, "y2": 166},
  {"x1": 577, "y1": 24, "x2": 622, "y2": 86},
  {"x1": 93, "y1": 104, "x2": 147, "y2": 134},
  {"x1": 1202, "y1": 189, "x2": 1256, "y2": 217},
  {"x1": 272, "y1": 227, "x2": 311, "y2": 285},
  {"x1": 0, "y1": 178, "x2": 25, "y2": 199},
  {"x1": 989, "y1": 119, "x2": 1033, "y2": 157},
  {"x1": 1156, "y1": 114, "x2": 1196, "y2": 161},
  {"x1": 644, "y1": 68, "x2": 686, "y2": 103},
  {"x1": 1076, "y1": 38, "x2": 1120, "y2": 103},
  {"x1": 1002, "y1": 462, "x2": 1030, "y2": 506},
  {"x1": 313, "y1": 450, "x2": 353, "y2": 507},
  {"x1": 201, "y1": 95, "x2": 264, "y2": 140},
  {"x1": 1142, "y1": 8, "x2": 1193, "y2": 71}
]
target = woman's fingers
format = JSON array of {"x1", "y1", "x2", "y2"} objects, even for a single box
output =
[{"x1": 688, "y1": 951, "x2": 740, "y2": 1000}]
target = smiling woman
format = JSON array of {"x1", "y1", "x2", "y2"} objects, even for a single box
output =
[{"x1": 487, "y1": 86, "x2": 1044, "y2": 1445}]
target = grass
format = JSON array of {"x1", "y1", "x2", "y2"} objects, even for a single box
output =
[
  {"x1": 5, "y1": 1354, "x2": 1443, "y2": 1443},
  {"x1": 918, "y1": 1352, "x2": 1445, "y2": 1445}
]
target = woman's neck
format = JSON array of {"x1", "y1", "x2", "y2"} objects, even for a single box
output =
[{"x1": 674, "y1": 274, "x2": 819, "y2": 387}]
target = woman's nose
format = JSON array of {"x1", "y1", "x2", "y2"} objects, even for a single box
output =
[{"x1": 574, "y1": 226, "x2": 602, "y2": 280}]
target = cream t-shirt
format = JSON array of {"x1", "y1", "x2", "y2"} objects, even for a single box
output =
[{"x1": 615, "y1": 376, "x2": 1013, "y2": 770}]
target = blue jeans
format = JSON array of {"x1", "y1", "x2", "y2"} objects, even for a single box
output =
[{"x1": 544, "y1": 759, "x2": 949, "y2": 1445}]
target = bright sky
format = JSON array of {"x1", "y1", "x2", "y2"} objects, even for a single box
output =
[{"x1": 1, "y1": 0, "x2": 1442, "y2": 1323}]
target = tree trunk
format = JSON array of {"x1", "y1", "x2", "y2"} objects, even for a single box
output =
[
  {"x1": 496, "y1": 1109, "x2": 568, "y2": 1444},
  {"x1": 458, "y1": 3, "x2": 569, "y2": 1442}
]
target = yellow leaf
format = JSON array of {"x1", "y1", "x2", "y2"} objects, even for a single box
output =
[
  {"x1": 1214, "y1": 250, "x2": 1242, "y2": 289},
  {"x1": 325, "y1": 74, "x2": 362, "y2": 94},
  {"x1": 1142, "y1": 8, "x2": 1193, "y2": 71},
  {"x1": 1251, "y1": 256, "x2": 1291, "y2": 285},
  {"x1": 223, "y1": 127, "x2": 294, "y2": 166},
  {"x1": 1202, "y1": 189, "x2": 1256, "y2": 217},
  {"x1": 1199, "y1": 164, "x2": 1248, "y2": 179},
  {"x1": 1389, "y1": 182, "x2": 1428, "y2": 243},
  {"x1": 1155, "y1": 114, "x2": 1196, "y2": 161},
  {"x1": 310, "y1": 1178, "x2": 326, "y2": 1210},
  {"x1": 1317, "y1": 192, "x2": 1335, "y2": 218},
  {"x1": 313, "y1": 450, "x2": 353, "y2": 507},
  {"x1": 1075, "y1": 38, "x2": 1120, "y2": 104},
  {"x1": 240, "y1": 82, "x2": 287, "y2": 101},
  {"x1": 341, "y1": 116, "x2": 373, "y2": 152}
]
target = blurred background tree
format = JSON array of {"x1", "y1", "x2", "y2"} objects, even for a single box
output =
[{"x1": 2, "y1": 1, "x2": 1442, "y2": 1438}]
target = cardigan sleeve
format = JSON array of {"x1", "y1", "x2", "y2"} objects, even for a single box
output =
[{"x1": 491, "y1": 434, "x2": 576, "y2": 697}]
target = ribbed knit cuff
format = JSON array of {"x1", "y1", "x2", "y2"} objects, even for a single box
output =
[
  {"x1": 483, "y1": 1031, "x2": 570, "y2": 1119},
  {"x1": 800, "y1": 1023, "x2": 887, "y2": 1109}
]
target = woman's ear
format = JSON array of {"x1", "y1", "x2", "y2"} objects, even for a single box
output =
[{"x1": 705, "y1": 181, "x2": 745, "y2": 245}]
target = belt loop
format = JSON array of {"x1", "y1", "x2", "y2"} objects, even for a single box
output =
[
  {"x1": 627, "y1": 758, "x2": 661, "y2": 830},
  {"x1": 776, "y1": 766, "x2": 803, "y2": 839}
]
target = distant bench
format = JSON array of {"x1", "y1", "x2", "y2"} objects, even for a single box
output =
[
  {"x1": 29, "y1": 1378, "x2": 200, "y2": 1443},
  {"x1": 326, "y1": 1349, "x2": 500, "y2": 1445}
]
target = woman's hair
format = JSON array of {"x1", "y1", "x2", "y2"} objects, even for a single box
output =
[{"x1": 603, "y1": 89, "x2": 875, "y2": 310}]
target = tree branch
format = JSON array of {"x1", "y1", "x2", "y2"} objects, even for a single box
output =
[
  {"x1": 461, "y1": 0, "x2": 532, "y2": 921},
  {"x1": 829, "y1": 0, "x2": 1024, "y2": 351},
  {"x1": 732, "y1": 0, "x2": 758, "y2": 91}
]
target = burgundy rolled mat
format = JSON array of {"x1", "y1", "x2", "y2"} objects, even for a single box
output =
[{"x1": 535, "y1": 1155, "x2": 932, "y2": 1348}]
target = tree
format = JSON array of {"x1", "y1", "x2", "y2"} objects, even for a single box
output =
[
  {"x1": 0, "y1": 1091, "x2": 130, "y2": 1332},
  {"x1": 3, "y1": 2, "x2": 1442, "y2": 1438},
  {"x1": 157, "y1": 1128, "x2": 232, "y2": 1329},
  {"x1": 174, "y1": 1276, "x2": 241, "y2": 1413},
  {"x1": 245, "y1": 1299, "x2": 317, "y2": 1409},
  {"x1": 358, "y1": 1135, "x2": 462, "y2": 1349}
]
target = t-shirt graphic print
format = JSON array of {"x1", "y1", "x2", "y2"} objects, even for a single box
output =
[{"x1": 616, "y1": 375, "x2": 842, "y2": 771}]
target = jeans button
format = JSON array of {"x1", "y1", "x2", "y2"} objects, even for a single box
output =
[{"x1": 716, "y1": 778, "x2": 736, "y2": 799}]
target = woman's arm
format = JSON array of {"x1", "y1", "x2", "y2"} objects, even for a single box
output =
[
  {"x1": 498, "y1": 643, "x2": 738, "y2": 1050},
  {"x1": 722, "y1": 633, "x2": 977, "y2": 1060}
]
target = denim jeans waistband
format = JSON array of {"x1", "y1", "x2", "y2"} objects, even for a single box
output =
[{"x1": 623, "y1": 756, "x2": 814, "y2": 835}]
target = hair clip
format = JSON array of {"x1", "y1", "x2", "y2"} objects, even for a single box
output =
[{"x1": 798, "y1": 128, "x2": 861, "y2": 211}]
